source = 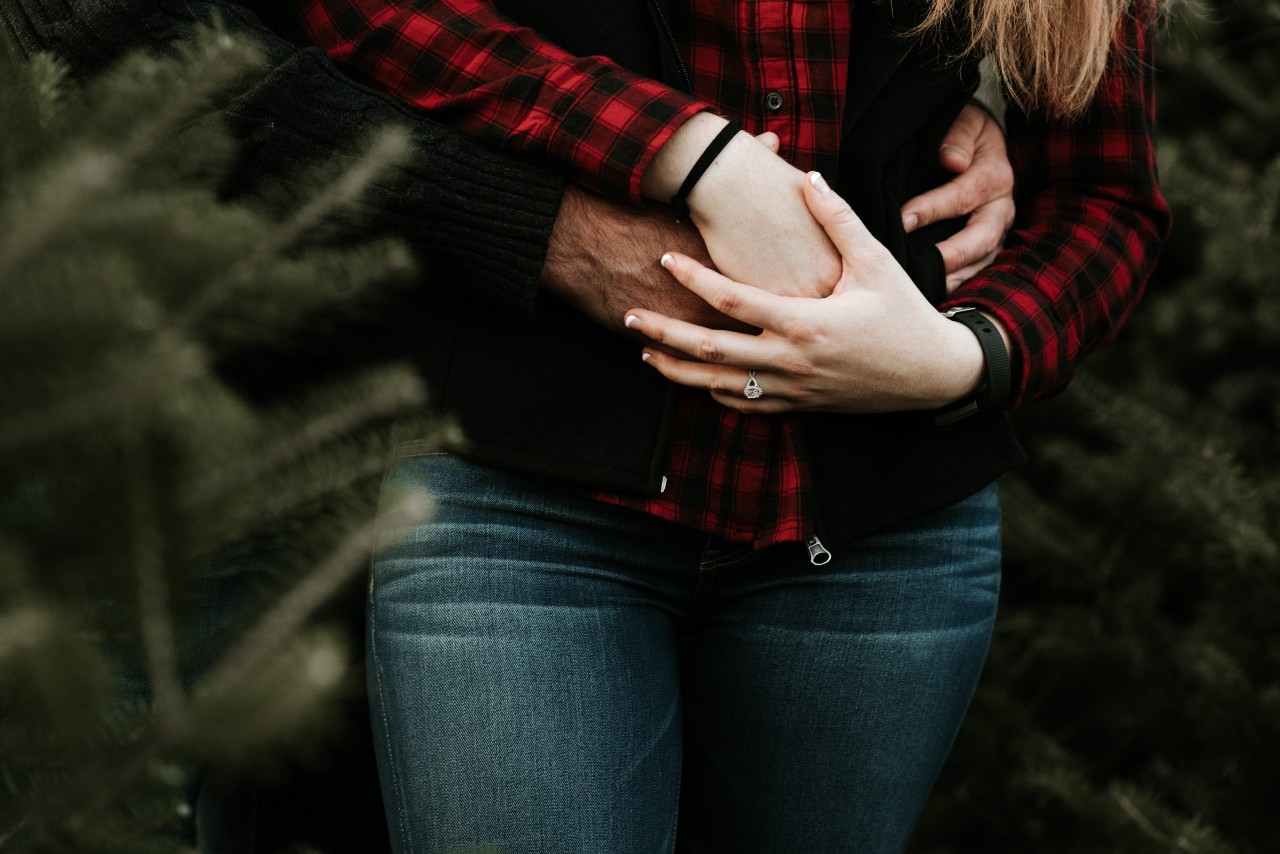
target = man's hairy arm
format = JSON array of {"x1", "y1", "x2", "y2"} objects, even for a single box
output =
[{"x1": 541, "y1": 186, "x2": 737, "y2": 331}]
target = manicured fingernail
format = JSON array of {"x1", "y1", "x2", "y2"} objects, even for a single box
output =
[
  {"x1": 903, "y1": 213, "x2": 919, "y2": 232},
  {"x1": 641, "y1": 351, "x2": 652, "y2": 363},
  {"x1": 660, "y1": 253, "x2": 675, "y2": 269},
  {"x1": 625, "y1": 314, "x2": 639, "y2": 330},
  {"x1": 809, "y1": 172, "x2": 830, "y2": 193}
]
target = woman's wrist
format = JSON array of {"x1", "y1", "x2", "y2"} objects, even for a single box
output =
[
  {"x1": 639, "y1": 112, "x2": 737, "y2": 201},
  {"x1": 930, "y1": 310, "x2": 1013, "y2": 410},
  {"x1": 923, "y1": 316, "x2": 987, "y2": 408}
]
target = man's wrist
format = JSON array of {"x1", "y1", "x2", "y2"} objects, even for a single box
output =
[{"x1": 540, "y1": 185, "x2": 589, "y2": 290}]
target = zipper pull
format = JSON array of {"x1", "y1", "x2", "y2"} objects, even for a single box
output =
[
  {"x1": 659, "y1": 475, "x2": 669, "y2": 493},
  {"x1": 806, "y1": 536, "x2": 832, "y2": 566}
]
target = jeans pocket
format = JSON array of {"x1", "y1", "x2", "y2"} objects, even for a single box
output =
[{"x1": 374, "y1": 446, "x2": 451, "y2": 558}]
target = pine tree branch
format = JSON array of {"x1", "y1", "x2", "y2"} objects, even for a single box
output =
[
  {"x1": 187, "y1": 368, "x2": 425, "y2": 508},
  {"x1": 0, "y1": 333, "x2": 203, "y2": 453},
  {"x1": 0, "y1": 31, "x2": 262, "y2": 290},
  {"x1": 0, "y1": 606, "x2": 53, "y2": 663},
  {"x1": 130, "y1": 453, "x2": 183, "y2": 727},
  {"x1": 0, "y1": 498, "x2": 425, "y2": 847},
  {"x1": 1173, "y1": 49, "x2": 1278, "y2": 125},
  {"x1": 0, "y1": 730, "x2": 165, "y2": 848},
  {"x1": 0, "y1": 149, "x2": 120, "y2": 290},
  {"x1": 168, "y1": 127, "x2": 412, "y2": 333},
  {"x1": 1112, "y1": 789, "x2": 1204, "y2": 854},
  {"x1": 193, "y1": 444, "x2": 392, "y2": 562},
  {"x1": 193, "y1": 491, "x2": 426, "y2": 703}
]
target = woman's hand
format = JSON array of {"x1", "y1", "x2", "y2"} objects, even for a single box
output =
[
  {"x1": 624, "y1": 172, "x2": 995, "y2": 415},
  {"x1": 641, "y1": 113, "x2": 843, "y2": 301},
  {"x1": 641, "y1": 105, "x2": 1013, "y2": 310}
]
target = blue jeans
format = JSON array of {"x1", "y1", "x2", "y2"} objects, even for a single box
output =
[{"x1": 369, "y1": 451, "x2": 1001, "y2": 853}]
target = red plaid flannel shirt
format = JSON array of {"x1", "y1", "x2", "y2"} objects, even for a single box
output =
[{"x1": 285, "y1": 0, "x2": 1168, "y2": 547}]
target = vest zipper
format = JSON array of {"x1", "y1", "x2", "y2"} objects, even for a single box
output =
[
  {"x1": 647, "y1": 0, "x2": 694, "y2": 94},
  {"x1": 791, "y1": 417, "x2": 834, "y2": 566},
  {"x1": 806, "y1": 535, "x2": 832, "y2": 565},
  {"x1": 642, "y1": 1, "x2": 689, "y2": 495}
]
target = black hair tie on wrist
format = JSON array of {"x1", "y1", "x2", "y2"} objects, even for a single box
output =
[{"x1": 671, "y1": 119, "x2": 742, "y2": 222}]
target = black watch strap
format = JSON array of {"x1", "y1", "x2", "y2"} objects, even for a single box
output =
[{"x1": 942, "y1": 307, "x2": 1011, "y2": 411}]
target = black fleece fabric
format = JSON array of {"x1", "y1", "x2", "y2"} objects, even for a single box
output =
[{"x1": 2, "y1": 0, "x2": 1025, "y2": 547}]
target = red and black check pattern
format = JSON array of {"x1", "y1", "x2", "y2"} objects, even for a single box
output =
[
  {"x1": 591, "y1": 1, "x2": 865, "y2": 547},
  {"x1": 944, "y1": 10, "x2": 1170, "y2": 405},
  {"x1": 284, "y1": 0, "x2": 710, "y2": 203},
  {"x1": 283, "y1": 0, "x2": 1168, "y2": 547}
]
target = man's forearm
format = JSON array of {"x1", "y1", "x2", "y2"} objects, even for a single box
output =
[{"x1": 540, "y1": 184, "x2": 747, "y2": 332}]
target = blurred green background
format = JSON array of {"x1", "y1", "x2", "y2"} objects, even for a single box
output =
[{"x1": 915, "y1": 2, "x2": 1280, "y2": 850}]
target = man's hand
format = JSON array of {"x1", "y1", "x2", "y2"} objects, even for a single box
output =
[
  {"x1": 541, "y1": 130, "x2": 791, "y2": 333},
  {"x1": 901, "y1": 104, "x2": 1015, "y2": 292},
  {"x1": 540, "y1": 184, "x2": 740, "y2": 331}
]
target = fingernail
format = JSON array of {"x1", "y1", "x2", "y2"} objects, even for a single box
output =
[
  {"x1": 660, "y1": 253, "x2": 675, "y2": 269},
  {"x1": 903, "y1": 213, "x2": 919, "y2": 232},
  {"x1": 809, "y1": 172, "x2": 830, "y2": 193},
  {"x1": 625, "y1": 314, "x2": 640, "y2": 330},
  {"x1": 940, "y1": 144, "x2": 966, "y2": 161},
  {"x1": 641, "y1": 351, "x2": 652, "y2": 363}
]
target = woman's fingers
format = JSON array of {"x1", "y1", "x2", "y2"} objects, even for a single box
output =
[
  {"x1": 801, "y1": 172, "x2": 879, "y2": 263},
  {"x1": 651, "y1": 252, "x2": 794, "y2": 329},
  {"x1": 623, "y1": 308, "x2": 776, "y2": 368},
  {"x1": 640, "y1": 350, "x2": 795, "y2": 413}
]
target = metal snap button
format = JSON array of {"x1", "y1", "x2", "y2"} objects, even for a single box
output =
[{"x1": 765, "y1": 91, "x2": 784, "y2": 111}]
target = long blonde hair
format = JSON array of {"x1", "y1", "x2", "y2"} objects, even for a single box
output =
[{"x1": 916, "y1": 0, "x2": 1135, "y2": 118}]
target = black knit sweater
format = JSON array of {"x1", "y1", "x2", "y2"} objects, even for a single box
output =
[{"x1": 1, "y1": 0, "x2": 566, "y2": 318}]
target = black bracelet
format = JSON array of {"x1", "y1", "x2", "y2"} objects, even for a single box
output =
[
  {"x1": 671, "y1": 119, "x2": 742, "y2": 222},
  {"x1": 934, "y1": 307, "x2": 1012, "y2": 427}
]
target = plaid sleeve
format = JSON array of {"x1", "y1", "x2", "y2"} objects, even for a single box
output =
[
  {"x1": 942, "y1": 9, "x2": 1171, "y2": 406},
  {"x1": 284, "y1": 0, "x2": 710, "y2": 203}
]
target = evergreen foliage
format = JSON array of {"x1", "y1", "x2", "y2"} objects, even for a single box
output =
[
  {"x1": 0, "y1": 26, "x2": 431, "y2": 850},
  {"x1": 914, "y1": 1, "x2": 1280, "y2": 851}
]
